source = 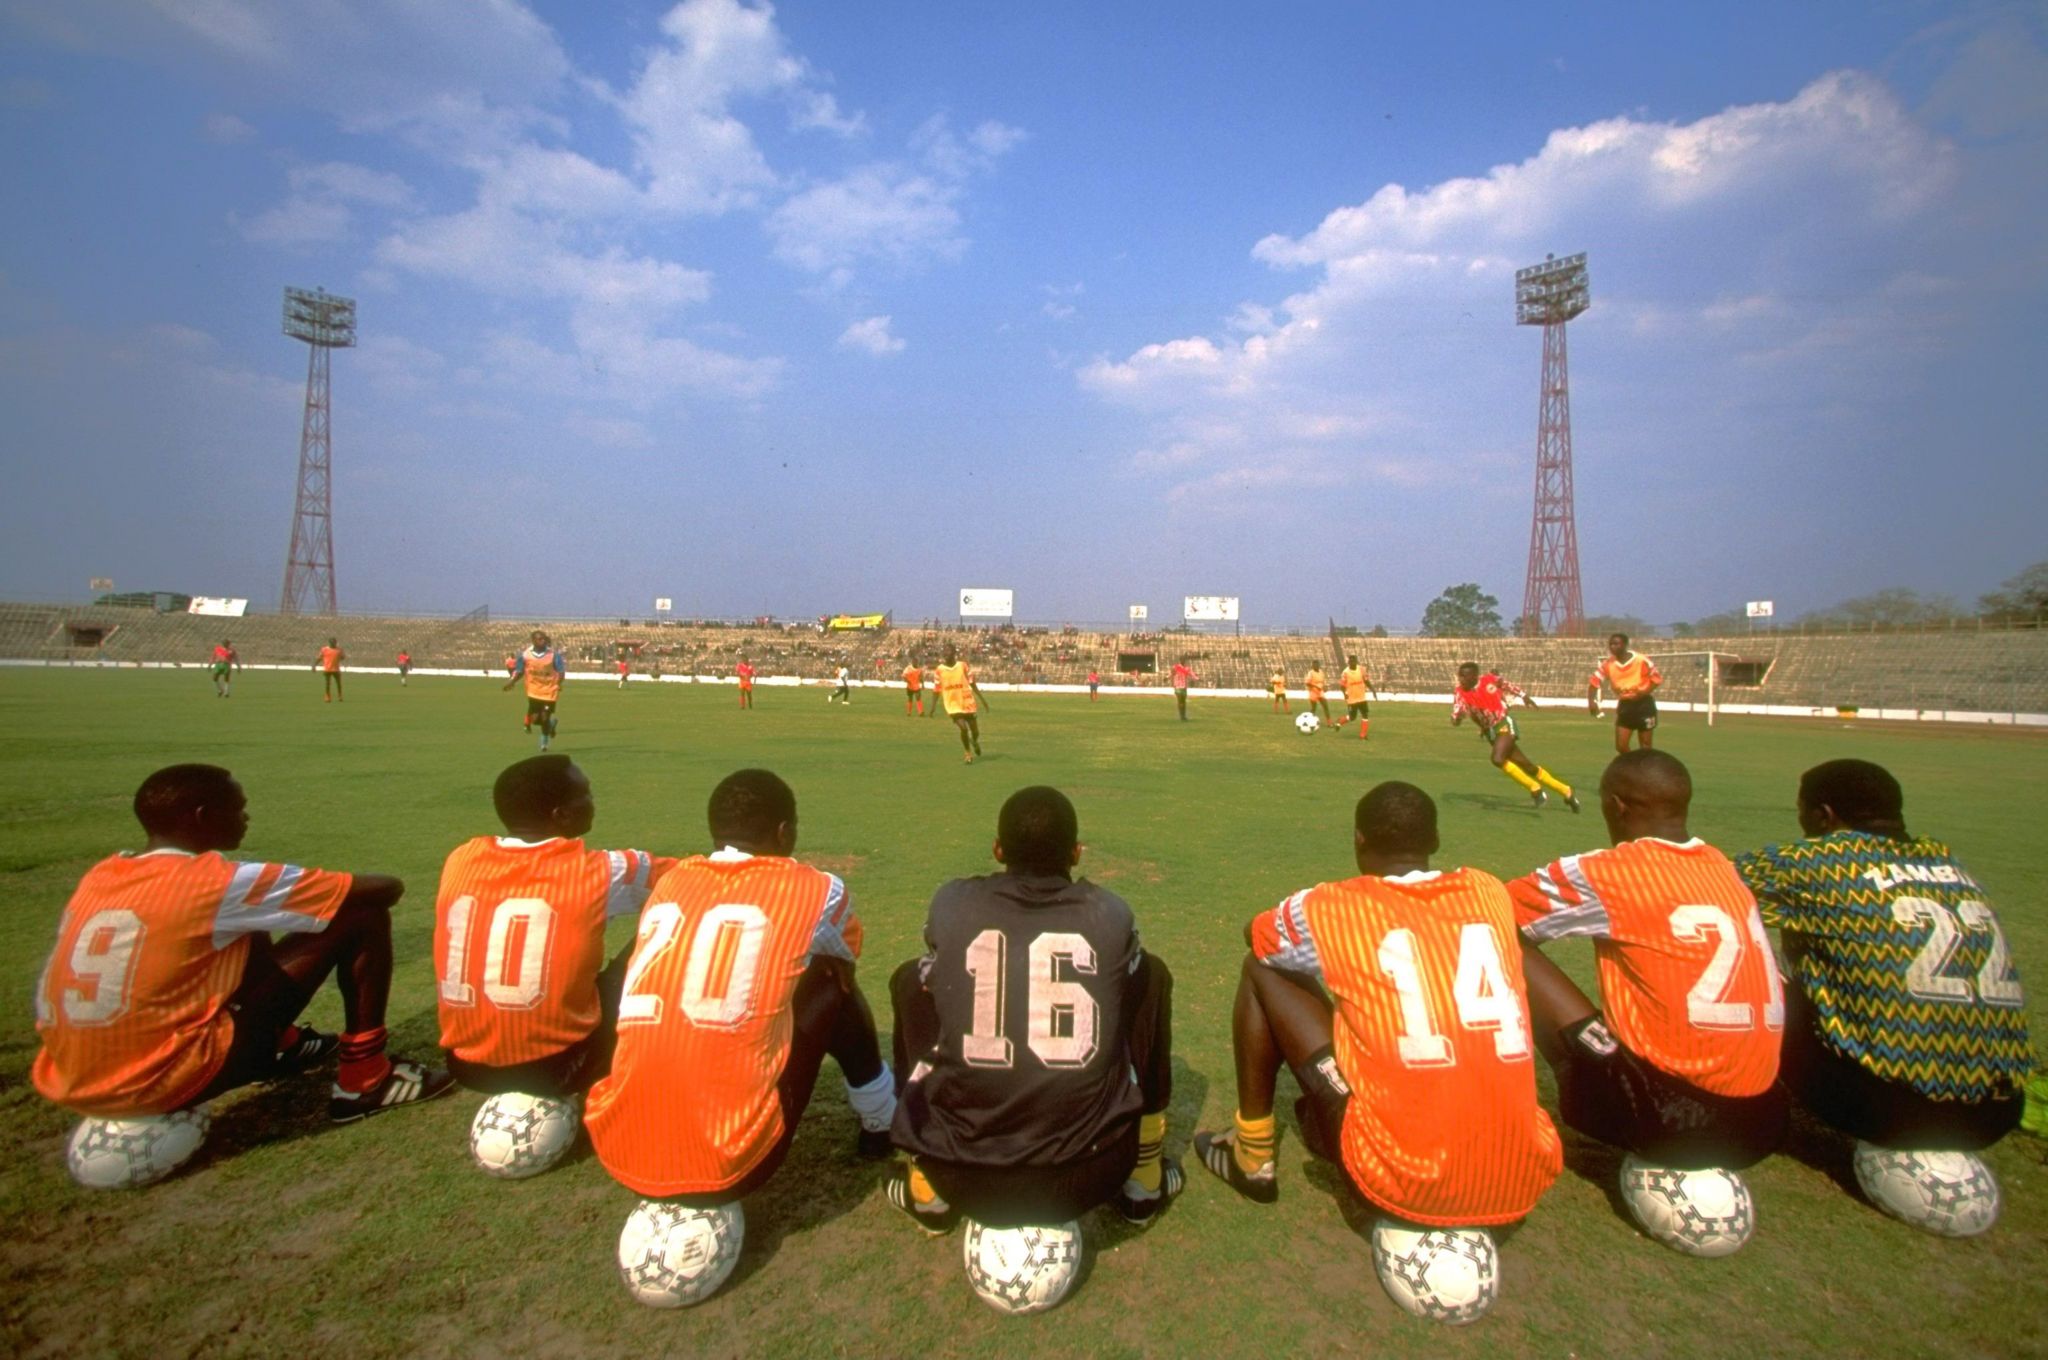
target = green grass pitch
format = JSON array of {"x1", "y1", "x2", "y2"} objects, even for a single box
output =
[{"x1": 2, "y1": 668, "x2": 2043, "y2": 1357}]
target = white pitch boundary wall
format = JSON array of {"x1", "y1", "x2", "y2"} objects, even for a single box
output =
[{"x1": 7, "y1": 658, "x2": 2046, "y2": 729}]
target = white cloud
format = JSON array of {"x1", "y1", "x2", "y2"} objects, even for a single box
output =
[
  {"x1": 240, "y1": 160, "x2": 416, "y2": 246},
  {"x1": 838, "y1": 315, "x2": 904, "y2": 356},
  {"x1": 202, "y1": 111, "x2": 255, "y2": 143}
]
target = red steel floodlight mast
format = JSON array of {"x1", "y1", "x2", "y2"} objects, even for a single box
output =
[
  {"x1": 279, "y1": 287, "x2": 355, "y2": 615},
  {"x1": 1513, "y1": 253, "x2": 1589, "y2": 637}
]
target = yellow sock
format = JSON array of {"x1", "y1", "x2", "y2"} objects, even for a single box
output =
[
  {"x1": 906, "y1": 1159, "x2": 940, "y2": 1206},
  {"x1": 1130, "y1": 1111, "x2": 1167, "y2": 1192},
  {"x1": 1501, "y1": 762, "x2": 1542, "y2": 793},
  {"x1": 1233, "y1": 1111, "x2": 1276, "y2": 1174},
  {"x1": 1535, "y1": 767, "x2": 1573, "y2": 798}
]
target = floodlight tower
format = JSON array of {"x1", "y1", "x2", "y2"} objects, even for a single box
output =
[
  {"x1": 279, "y1": 287, "x2": 355, "y2": 615},
  {"x1": 1514, "y1": 253, "x2": 1588, "y2": 636}
]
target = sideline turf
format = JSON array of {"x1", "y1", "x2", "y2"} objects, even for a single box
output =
[{"x1": 1, "y1": 670, "x2": 2042, "y2": 1358}]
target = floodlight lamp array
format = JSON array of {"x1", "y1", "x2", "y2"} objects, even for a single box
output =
[
  {"x1": 1513, "y1": 253, "x2": 1589, "y2": 326},
  {"x1": 283, "y1": 287, "x2": 358, "y2": 348}
]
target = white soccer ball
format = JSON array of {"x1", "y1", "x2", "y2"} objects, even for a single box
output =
[
  {"x1": 469, "y1": 1092, "x2": 580, "y2": 1180},
  {"x1": 1370, "y1": 1222, "x2": 1499, "y2": 1325},
  {"x1": 961, "y1": 1219, "x2": 1083, "y2": 1315},
  {"x1": 1852, "y1": 1143, "x2": 2001, "y2": 1237},
  {"x1": 1620, "y1": 1156, "x2": 1754, "y2": 1257},
  {"x1": 617, "y1": 1200, "x2": 745, "y2": 1308},
  {"x1": 1294, "y1": 711, "x2": 1321, "y2": 734},
  {"x1": 66, "y1": 1108, "x2": 211, "y2": 1190}
]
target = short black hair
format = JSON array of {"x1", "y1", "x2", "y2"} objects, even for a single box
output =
[
  {"x1": 1457, "y1": 660, "x2": 1479, "y2": 674},
  {"x1": 708, "y1": 769, "x2": 796, "y2": 845},
  {"x1": 1609, "y1": 632, "x2": 1630, "y2": 647},
  {"x1": 1800, "y1": 759, "x2": 1905, "y2": 834},
  {"x1": 1354, "y1": 781, "x2": 1439, "y2": 856},
  {"x1": 1602, "y1": 748, "x2": 1693, "y2": 807},
  {"x1": 997, "y1": 786, "x2": 1079, "y2": 875},
  {"x1": 492, "y1": 755, "x2": 580, "y2": 829},
  {"x1": 134, "y1": 764, "x2": 237, "y2": 835}
]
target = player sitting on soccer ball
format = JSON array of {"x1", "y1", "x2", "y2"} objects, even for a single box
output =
[
  {"x1": 1735, "y1": 760, "x2": 2029, "y2": 1156},
  {"x1": 435, "y1": 756, "x2": 678, "y2": 1101},
  {"x1": 889, "y1": 787, "x2": 1182, "y2": 1232},
  {"x1": 584, "y1": 769, "x2": 897, "y2": 1201},
  {"x1": 33, "y1": 764, "x2": 453, "y2": 1130},
  {"x1": 1194, "y1": 783, "x2": 1562, "y2": 1231},
  {"x1": 1509, "y1": 751, "x2": 1788, "y2": 1178}
]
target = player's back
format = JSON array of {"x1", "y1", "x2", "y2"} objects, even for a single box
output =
[
  {"x1": 1275, "y1": 869, "x2": 1561, "y2": 1225},
  {"x1": 585, "y1": 851, "x2": 857, "y2": 1197},
  {"x1": 896, "y1": 873, "x2": 1145, "y2": 1167},
  {"x1": 1515, "y1": 838, "x2": 1783, "y2": 1095},
  {"x1": 435, "y1": 837, "x2": 668, "y2": 1066}
]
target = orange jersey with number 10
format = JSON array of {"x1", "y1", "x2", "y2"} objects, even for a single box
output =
[
  {"x1": 1250, "y1": 868, "x2": 1561, "y2": 1226},
  {"x1": 33, "y1": 850, "x2": 353, "y2": 1115},
  {"x1": 434, "y1": 838, "x2": 675, "y2": 1067},
  {"x1": 1509, "y1": 837, "x2": 1783, "y2": 1096},
  {"x1": 585, "y1": 851, "x2": 862, "y2": 1197}
]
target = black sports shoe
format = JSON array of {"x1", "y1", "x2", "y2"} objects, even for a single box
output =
[
  {"x1": 328, "y1": 1059, "x2": 456, "y2": 1124},
  {"x1": 1565, "y1": 790, "x2": 1582, "y2": 814},
  {"x1": 1113, "y1": 1157, "x2": 1185, "y2": 1225},
  {"x1": 1193, "y1": 1130, "x2": 1278, "y2": 1205},
  {"x1": 1531, "y1": 788, "x2": 1549, "y2": 809},
  {"x1": 856, "y1": 1126, "x2": 895, "y2": 1160},
  {"x1": 272, "y1": 1027, "x2": 339, "y2": 1076},
  {"x1": 885, "y1": 1165, "x2": 958, "y2": 1236}
]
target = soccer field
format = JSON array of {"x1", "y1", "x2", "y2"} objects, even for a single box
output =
[{"x1": 3, "y1": 669, "x2": 2043, "y2": 1358}]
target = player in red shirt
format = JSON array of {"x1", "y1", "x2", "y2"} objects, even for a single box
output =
[
  {"x1": 1170, "y1": 661, "x2": 1195, "y2": 721},
  {"x1": 1451, "y1": 662, "x2": 1580, "y2": 811},
  {"x1": 435, "y1": 756, "x2": 676, "y2": 1096},
  {"x1": 1508, "y1": 751, "x2": 1787, "y2": 1169},
  {"x1": 33, "y1": 764, "x2": 451, "y2": 1123},
  {"x1": 585, "y1": 770, "x2": 896, "y2": 1202},
  {"x1": 735, "y1": 659, "x2": 756, "y2": 709},
  {"x1": 396, "y1": 650, "x2": 412, "y2": 686},
  {"x1": 616, "y1": 656, "x2": 630, "y2": 689},
  {"x1": 210, "y1": 640, "x2": 240, "y2": 698}
]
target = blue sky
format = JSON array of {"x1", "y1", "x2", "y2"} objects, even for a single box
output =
[{"x1": 1, "y1": 0, "x2": 2043, "y2": 629}]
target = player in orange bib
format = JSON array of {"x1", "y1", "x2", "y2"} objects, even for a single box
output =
[
  {"x1": 435, "y1": 756, "x2": 677, "y2": 1097},
  {"x1": 504, "y1": 630, "x2": 566, "y2": 751},
  {"x1": 584, "y1": 770, "x2": 897, "y2": 1203},
  {"x1": 1193, "y1": 782, "x2": 1561, "y2": 1227},
  {"x1": 736, "y1": 659, "x2": 756, "y2": 709},
  {"x1": 1331, "y1": 654, "x2": 1379, "y2": 739},
  {"x1": 316, "y1": 637, "x2": 346, "y2": 702},
  {"x1": 935, "y1": 643, "x2": 985, "y2": 763},
  {"x1": 903, "y1": 661, "x2": 924, "y2": 716},
  {"x1": 33, "y1": 764, "x2": 452, "y2": 1124},
  {"x1": 1269, "y1": 668, "x2": 1289, "y2": 714},
  {"x1": 1508, "y1": 750, "x2": 1787, "y2": 1169},
  {"x1": 1588, "y1": 632, "x2": 1664, "y2": 754},
  {"x1": 1303, "y1": 664, "x2": 1332, "y2": 725}
]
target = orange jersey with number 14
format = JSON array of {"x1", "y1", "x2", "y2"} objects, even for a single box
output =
[
  {"x1": 1509, "y1": 837, "x2": 1783, "y2": 1096},
  {"x1": 1250, "y1": 868, "x2": 1561, "y2": 1226},
  {"x1": 585, "y1": 851, "x2": 862, "y2": 1197}
]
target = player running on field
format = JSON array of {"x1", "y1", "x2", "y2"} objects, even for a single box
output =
[
  {"x1": 936, "y1": 644, "x2": 985, "y2": 763},
  {"x1": 828, "y1": 664, "x2": 853, "y2": 704},
  {"x1": 316, "y1": 637, "x2": 346, "y2": 702},
  {"x1": 584, "y1": 770, "x2": 897, "y2": 1202},
  {"x1": 435, "y1": 756, "x2": 677, "y2": 1099},
  {"x1": 1270, "y1": 668, "x2": 1290, "y2": 714},
  {"x1": 903, "y1": 660, "x2": 924, "y2": 716},
  {"x1": 1451, "y1": 662, "x2": 1578, "y2": 810},
  {"x1": 1509, "y1": 751, "x2": 1788, "y2": 1171},
  {"x1": 889, "y1": 787, "x2": 1182, "y2": 1231},
  {"x1": 1088, "y1": 669, "x2": 1100, "y2": 702},
  {"x1": 1171, "y1": 661, "x2": 1195, "y2": 721},
  {"x1": 1332, "y1": 654, "x2": 1380, "y2": 739},
  {"x1": 505, "y1": 630, "x2": 566, "y2": 751},
  {"x1": 735, "y1": 658, "x2": 755, "y2": 709},
  {"x1": 211, "y1": 639, "x2": 239, "y2": 698},
  {"x1": 33, "y1": 764, "x2": 452, "y2": 1124},
  {"x1": 1304, "y1": 664, "x2": 1332, "y2": 725},
  {"x1": 396, "y1": 650, "x2": 412, "y2": 686},
  {"x1": 1735, "y1": 759, "x2": 2029, "y2": 1152},
  {"x1": 1588, "y1": 633, "x2": 1662, "y2": 754},
  {"x1": 616, "y1": 656, "x2": 629, "y2": 689},
  {"x1": 1194, "y1": 782, "x2": 1562, "y2": 1226}
]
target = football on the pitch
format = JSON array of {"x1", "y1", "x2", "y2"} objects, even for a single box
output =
[
  {"x1": 617, "y1": 1200, "x2": 744, "y2": 1308},
  {"x1": 1620, "y1": 1156, "x2": 1754, "y2": 1257},
  {"x1": 1369, "y1": 1222, "x2": 1499, "y2": 1325},
  {"x1": 1294, "y1": 712, "x2": 1320, "y2": 734},
  {"x1": 961, "y1": 1219, "x2": 1082, "y2": 1315},
  {"x1": 65, "y1": 1109, "x2": 211, "y2": 1190},
  {"x1": 469, "y1": 1092, "x2": 579, "y2": 1179},
  {"x1": 1852, "y1": 1143, "x2": 2000, "y2": 1237}
]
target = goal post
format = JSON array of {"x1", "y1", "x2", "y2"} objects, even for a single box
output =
[{"x1": 1654, "y1": 650, "x2": 1752, "y2": 727}]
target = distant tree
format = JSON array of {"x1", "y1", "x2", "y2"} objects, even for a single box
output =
[
  {"x1": 1688, "y1": 610, "x2": 1751, "y2": 636},
  {"x1": 1979, "y1": 561, "x2": 2048, "y2": 621},
  {"x1": 1368, "y1": 624, "x2": 1389, "y2": 639},
  {"x1": 1511, "y1": 614, "x2": 1545, "y2": 638},
  {"x1": 1421, "y1": 584, "x2": 1505, "y2": 638},
  {"x1": 1802, "y1": 588, "x2": 1959, "y2": 629},
  {"x1": 1583, "y1": 614, "x2": 1651, "y2": 639}
]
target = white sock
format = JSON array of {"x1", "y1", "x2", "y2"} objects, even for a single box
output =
[{"x1": 845, "y1": 1065, "x2": 895, "y2": 1132}]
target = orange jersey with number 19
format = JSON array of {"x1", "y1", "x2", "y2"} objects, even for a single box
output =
[
  {"x1": 1509, "y1": 837, "x2": 1783, "y2": 1096},
  {"x1": 1249, "y1": 868, "x2": 1561, "y2": 1226},
  {"x1": 434, "y1": 838, "x2": 675, "y2": 1067},
  {"x1": 585, "y1": 851, "x2": 862, "y2": 1197},
  {"x1": 33, "y1": 850, "x2": 353, "y2": 1115}
]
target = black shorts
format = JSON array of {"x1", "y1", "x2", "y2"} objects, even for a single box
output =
[
  {"x1": 920, "y1": 1123, "x2": 1139, "y2": 1227},
  {"x1": 1615, "y1": 696, "x2": 1658, "y2": 731},
  {"x1": 1553, "y1": 1016, "x2": 1787, "y2": 1170},
  {"x1": 1348, "y1": 702, "x2": 1369, "y2": 720},
  {"x1": 525, "y1": 698, "x2": 557, "y2": 719},
  {"x1": 447, "y1": 1026, "x2": 609, "y2": 1099},
  {"x1": 192, "y1": 947, "x2": 321, "y2": 1104}
]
